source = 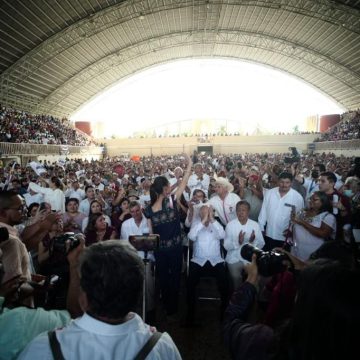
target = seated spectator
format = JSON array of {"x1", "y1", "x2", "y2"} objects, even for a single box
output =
[
  {"x1": 79, "y1": 185, "x2": 106, "y2": 216},
  {"x1": 62, "y1": 198, "x2": 86, "y2": 234},
  {"x1": 112, "y1": 197, "x2": 131, "y2": 235},
  {"x1": 186, "y1": 205, "x2": 228, "y2": 326},
  {"x1": 18, "y1": 241, "x2": 181, "y2": 359},
  {"x1": 81, "y1": 200, "x2": 111, "y2": 233},
  {"x1": 84, "y1": 213, "x2": 117, "y2": 246},
  {"x1": 0, "y1": 106, "x2": 97, "y2": 146}
]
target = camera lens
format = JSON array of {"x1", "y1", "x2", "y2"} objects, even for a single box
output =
[
  {"x1": 241, "y1": 244, "x2": 264, "y2": 262},
  {"x1": 241, "y1": 244, "x2": 288, "y2": 277}
]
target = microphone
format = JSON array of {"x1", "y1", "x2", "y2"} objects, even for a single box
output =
[{"x1": 284, "y1": 203, "x2": 296, "y2": 213}]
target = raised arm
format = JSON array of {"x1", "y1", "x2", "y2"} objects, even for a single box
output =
[{"x1": 175, "y1": 154, "x2": 193, "y2": 200}]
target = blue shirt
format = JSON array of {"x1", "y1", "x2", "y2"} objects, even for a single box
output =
[{"x1": 0, "y1": 297, "x2": 70, "y2": 360}]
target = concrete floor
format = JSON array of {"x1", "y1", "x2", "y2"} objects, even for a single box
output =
[{"x1": 152, "y1": 276, "x2": 232, "y2": 360}]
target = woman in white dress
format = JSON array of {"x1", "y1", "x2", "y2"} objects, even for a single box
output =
[{"x1": 291, "y1": 191, "x2": 336, "y2": 261}]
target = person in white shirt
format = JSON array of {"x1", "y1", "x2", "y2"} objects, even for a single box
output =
[
  {"x1": 139, "y1": 178, "x2": 151, "y2": 208},
  {"x1": 121, "y1": 201, "x2": 155, "y2": 319},
  {"x1": 301, "y1": 164, "x2": 325, "y2": 202},
  {"x1": 184, "y1": 189, "x2": 208, "y2": 229},
  {"x1": 208, "y1": 177, "x2": 241, "y2": 227},
  {"x1": 18, "y1": 241, "x2": 181, "y2": 360},
  {"x1": 23, "y1": 188, "x2": 43, "y2": 207},
  {"x1": 186, "y1": 205, "x2": 228, "y2": 326},
  {"x1": 169, "y1": 167, "x2": 191, "y2": 202},
  {"x1": 187, "y1": 163, "x2": 210, "y2": 198},
  {"x1": 28, "y1": 176, "x2": 65, "y2": 213},
  {"x1": 224, "y1": 200, "x2": 265, "y2": 289},
  {"x1": 64, "y1": 179, "x2": 85, "y2": 202},
  {"x1": 258, "y1": 172, "x2": 304, "y2": 251},
  {"x1": 92, "y1": 175, "x2": 105, "y2": 192},
  {"x1": 79, "y1": 186, "x2": 106, "y2": 216}
]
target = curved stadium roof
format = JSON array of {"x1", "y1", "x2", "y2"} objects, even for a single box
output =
[{"x1": 0, "y1": 0, "x2": 360, "y2": 119}]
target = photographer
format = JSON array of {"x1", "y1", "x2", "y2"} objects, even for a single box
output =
[
  {"x1": 223, "y1": 248, "x2": 360, "y2": 360},
  {"x1": 0, "y1": 237, "x2": 83, "y2": 359},
  {"x1": 19, "y1": 241, "x2": 181, "y2": 360},
  {"x1": 38, "y1": 219, "x2": 82, "y2": 309}
]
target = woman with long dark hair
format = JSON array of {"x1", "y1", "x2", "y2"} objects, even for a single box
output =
[
  {"x1": 84, "y1": 213, "x2": 116, "y2": 247},
  {"x1": 111, "y1": 197, "x2": 131, "y2": 235},
  {"x1": 81, "y1": 199, "x2": 111, "y2": 233},
  {"x1": 144, "y1": 154, "x2": 192, "y2": 317}
]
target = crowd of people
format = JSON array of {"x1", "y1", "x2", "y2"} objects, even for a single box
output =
[
  {"x1": 127, "y1": 130, "x2": 320, "y2": 139},
  {"x1": 314, "y1": 110, "x2": 360, "y2": 142},
  {"x1": 0, "y1": 149, "x2": 359, "y2": 359},
  {"x1": 0, "y1": 106, "x2": 97, "y2": 146}
]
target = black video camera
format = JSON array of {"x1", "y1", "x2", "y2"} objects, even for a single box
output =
[
  {"x1": 241, "y1": 244, "x2": 289, "y2": 277},
  {"x1": 52, "y1": 232, "x2": 81, "y2": 255}
]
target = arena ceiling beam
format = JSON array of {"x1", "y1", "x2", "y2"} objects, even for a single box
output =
[{"x1": 0, "y1": 0, "x2": 359, "y2": 116}]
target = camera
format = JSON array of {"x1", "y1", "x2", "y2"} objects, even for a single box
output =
[
  {"x1": 52, "y1": 232, "x2": 81, "y2": 255},
  {"x1": 241, "y1": 244, "x2": 289, "y2": 277}
]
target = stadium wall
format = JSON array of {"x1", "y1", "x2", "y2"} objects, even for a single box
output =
[{"x1": 104, "y1": 134, "x2": 318, "y2": 156}]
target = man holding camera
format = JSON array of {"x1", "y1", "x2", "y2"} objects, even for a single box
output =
[
  {"x1": 0, "y1": 232, "x2": 79, "y2": 359},
  {"x1": 19, "y1": 241, "x2": 181, "y2": 359}
]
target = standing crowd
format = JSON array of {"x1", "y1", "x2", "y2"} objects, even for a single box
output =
[{"x1": 0, "y1": 149, "x2": 359, "y2": 359}]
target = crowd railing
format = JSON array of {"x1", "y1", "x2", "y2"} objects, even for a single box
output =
[{"x1": 0, "y1": 142, "x2": 103, "y2": 156}]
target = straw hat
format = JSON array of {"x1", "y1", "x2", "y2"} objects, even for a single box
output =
[{"x1": 214, "y1": 177, "x2": 234, "y2": 193}]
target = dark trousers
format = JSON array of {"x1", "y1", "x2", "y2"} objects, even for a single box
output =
[
  {"x1": 263, "y1": 236, "x2": 285, "y2": 251},
  {"x1": 186, "y1": 260, "x2": 229, "y2": 321},
  {"x1": 154, "y1": 245, "x2": 183, "y2": 315}
]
